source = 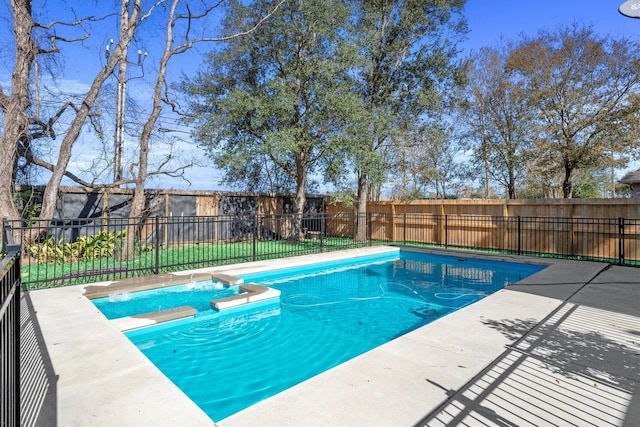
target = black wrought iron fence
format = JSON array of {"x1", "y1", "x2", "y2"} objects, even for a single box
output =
[
  {"x1": 369, "y1": 213, "x2": 639, "y2": 264},
  {"x1": 1, "y1": 239, "x2": 21, "y2": 427},
  {"x1": 5, "y1": 213, "x2": 372, "y2": 289},
  {"x1": 3, "y1": 213, "x2": 638, "y2": 290}
]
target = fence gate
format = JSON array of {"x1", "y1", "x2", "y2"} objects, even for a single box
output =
[{"x1": 1, "y1": 243, "x2": 21, "y2": 426}]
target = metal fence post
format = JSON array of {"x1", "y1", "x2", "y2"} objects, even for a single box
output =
[
  {"x1": 14, "y1": 253, "x2": 21, "y2": 427},
  {"x1": 2, "y1": 218, "x2": 21, "y2": 255},
  {"x1": 517, "y1": 216, "x2": 522, "y2": 255},
  {"x1": 444, "y1": 215, "x2": 448, "y2": 248},
  {"x1": 319, "y1": 214, "x2": 325, "y2": 253},
  {"x1": 2, "y1": 218, "x2": 8, "y2": 253},
  {"x1": 403, "y1": 213, "x2": 407, "y2": 245},
  {"x1": 253, "y1": 213, "x2": 259, "y2": 261},
  {"x1": 155, "y1": 216, "x2": 161, "y2": 275},
  {"x1": 619, "y1": 217, "x2": 625, "y2": 266}
]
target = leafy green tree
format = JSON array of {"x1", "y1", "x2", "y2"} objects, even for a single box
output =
[
  {"x1": 460, "y1": 45, "x2": 533, "y2": 199},
  {"x1": 183, "y1": 0, "x2": 351, "y2": 237},
  {"x1": 616, "y1": 182, "x2": 632, "y2": 198},
  {"x1": 122, "y1": 0, "x2": 284, "y2": 259},
  {"x1": 340, "y1": 0, "x2": 467, "y2": 239},
  {"x1": 506, "y1": 24, "x2": 640, "y2": 198},
  {"x1": 571, "y1": 168, "x2": 608, "y2": 199},
  {"x1": 389, "y1": 123, "x2": 463, "y2": 199}
]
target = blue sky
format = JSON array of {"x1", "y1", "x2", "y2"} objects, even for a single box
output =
[
  {"x1": 186, "y1": 0, "x2": 639, "y2": 190},
  {"x1": 3, "y1": 0, "x2": 638, "y2": 192},
  {"x1": 196, "y1": 0, "x2": 639, "y2": 190},
  {"x1": 460, "y1": 0, "x2": 639, "y2": 182},
  {"x1": 462, "y1": 0, "x2": 638, "y2": 54}
]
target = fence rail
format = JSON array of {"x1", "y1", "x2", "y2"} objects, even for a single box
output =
[
  {"x1": 381, "y1": 214, "x2": 639, "y2": 263},
  {"x1": 1, "y1": 243, "x2": 21, "y2": 426},
  {"x1": 3, "y1": 213, "x2": 639, "y2": 289}
]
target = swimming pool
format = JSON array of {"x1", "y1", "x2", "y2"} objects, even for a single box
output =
[
  {"x1": 119, "y1": 250, "x2": 543, "y2": 422},
  {"x1": 93, "y1": 279, "x2": 242, "y2": 319}
]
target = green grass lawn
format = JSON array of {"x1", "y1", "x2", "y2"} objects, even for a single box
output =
[
  {"x1": 21, "y1": 237, "x2": 371, "y2": 289},
  {"x1": 20, "y1": 236, "x2": 638, "y2": 290}
]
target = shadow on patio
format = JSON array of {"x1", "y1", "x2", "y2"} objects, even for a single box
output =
[
  {"x1": 21, "y1": 292, "x2": 58, "y2": 427},
  {"x1": 415, "y1": 267, "x2": 640, "y2": 427}
]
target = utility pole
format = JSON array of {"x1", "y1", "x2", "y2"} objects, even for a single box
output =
[
  {"x1": 106, "y1": 39, "x2": 146, "y2": 185},
  {"x1": 114, "y1": 51, "x2": 127, "y2": 183},
  {"x1": 105, "y1": 1, "x2": 147, "y2": 186}
]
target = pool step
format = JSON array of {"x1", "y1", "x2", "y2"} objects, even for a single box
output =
[
  {"x1": 211, "y1": 283, "x2": 281, "y2": 311},
  {"x1": 210, "y1": 273, "x2": 244, "y2": 287},
  {"x1": 112, "y1": 305, "x2": 197, "y2": 332},
  {"x1": 84, "y1": 272, "x2": 217, "y2": 299}
]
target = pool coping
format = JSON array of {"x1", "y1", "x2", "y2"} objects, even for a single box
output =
[
  {"x1": 83, "y1": 272, "x2": 244, "y2": 300},
  {"x1": 97, "y1": 275, "x2": 280, "y2": 331},
  {"x1": 24, "y1": 246, "x2": 639, "y2": 426}
]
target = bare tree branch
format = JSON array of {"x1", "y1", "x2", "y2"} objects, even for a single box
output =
[
  {"x1": 23, "y1": 148, "x2": 191, "y2": 190},
  {"x1": 0, "y1": 87, "x2": 9, "y2": 109},
  {"x1": 139, "y1": 0, "x2": 168, "y2": 22},
  {"x1": 171, "y1": 0, "x2": 287, "y2": 54},
  {"x1": 34, "y1": 14, "x2": 113, "y2": 30},
  {"x1": 22, "y1": 149, "x2": 95, "y2": 188},
  {"x1": 34, "y1": 12, "x2": 115, "y2": 54},
  {"x1": 38, "y1": 33, "x2": 91, "y2": 54}
]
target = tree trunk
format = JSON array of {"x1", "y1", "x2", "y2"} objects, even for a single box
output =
[
  {"x1": 508, "y1": 170, "x2": 516, "y2": 199},
  {"x1": 122, "y1": 0, "x2": 177, "y2": 260},
  {"x1": 0, "y1": 131, "x2": 21, "y2": 224},
  {"x1": 290, "y1": 159, "x2": 307, "y2": 240},
  {"x1": 0, "y1": 0, "x2": 36, "y2": 224},
  {"x1": 0, "y1": 136, "x2": 19, "y2": 221},
  {"x1": 562, "y1": 163, "x2": 574, "y2": 199},
  {"x1": 355, "y1": 172, "x2": 368, "y2": 243},
  {"x1": 483, "y1": 139, "x2": 490, "y2": 198},
  {"x1": 37, "y1": 1, "x2": 140, "y2": 234},
  {"x1": 122, "y1": 169, "x2": 147, "y2": 260}
]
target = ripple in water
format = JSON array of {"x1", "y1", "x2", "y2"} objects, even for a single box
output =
[{"x1": 108, "y1": 292, "x2": 132, "y2": 302}]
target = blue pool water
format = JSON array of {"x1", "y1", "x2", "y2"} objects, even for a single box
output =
[
  {"x1": 93, "y1": 280, "x2": 241, "y2": 319},
  {"x1": 121, "y1": 251, "x2": 544, "y2": 422}
]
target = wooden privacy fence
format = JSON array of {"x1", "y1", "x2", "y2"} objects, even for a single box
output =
[
  {"x1": 359, "y1": 213, "x2": 639, "y2": 264},
  {"x1": 327, "y1": 198, "x2": 640, "y2": 218},
  {"x1": 327, "y1": 199, "x2": 640, "y2": 264}
]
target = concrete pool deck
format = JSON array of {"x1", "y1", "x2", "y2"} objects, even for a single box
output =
[{"x1": 22, "y1": 246, "x2": 639, "y2": 426}]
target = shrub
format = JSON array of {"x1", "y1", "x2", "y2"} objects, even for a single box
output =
[{"x1": 27, "y1": 230, "x2": 126, "y2": 262}]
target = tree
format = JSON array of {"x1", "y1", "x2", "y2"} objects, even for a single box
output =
[
  {"x1": 572, "y1": 168, "x2": 609, "y2": 198},
  {"x1": 0, "y1": 0, "x2": 143, "y2": 226},
  {"x1": 122, "y1": 0, "x2": 284, "y2": 258},
  {"x1": 506, "y1": 24, "x2": 640, "y2": 198},
  {"x1": 1, "y1": 0, "x2": 281, "y2": 247},
  {"x1": 460, "y1": 46, "x2": 533, "y2": 199},
  {"x1": 342, "y1": 0, "x2": 467, "y2": 240},
  {"x1": 0, "y1": 0, "x2": 36, "y2": 223},
  {"x1": 389, "y1": 124, "x2": 463, "y2": 199},
  {"x1": 183, "y1": 0, "x2": 350, "y2": 237}
]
